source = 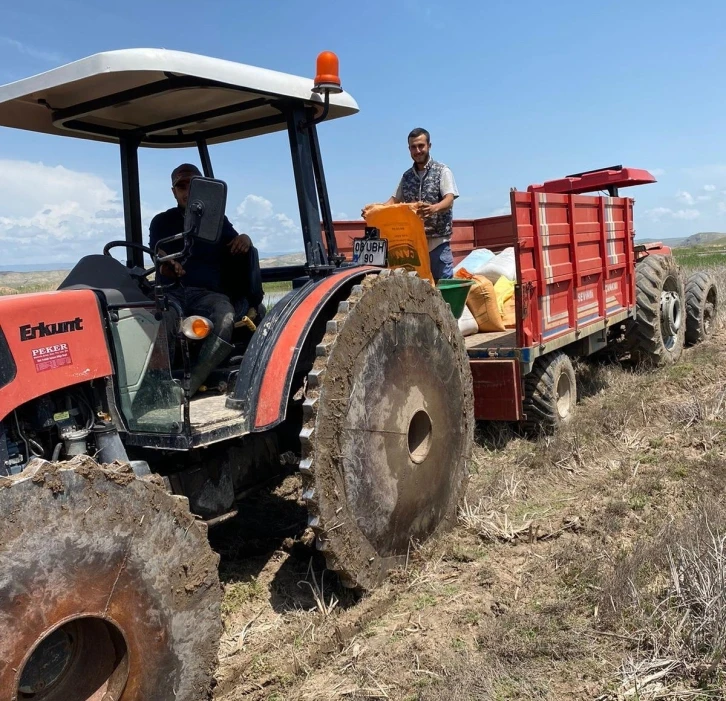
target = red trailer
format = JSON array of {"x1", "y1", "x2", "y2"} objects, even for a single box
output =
[{"x1": 332, "y1": 166, "x2": 718, "y2": 431}]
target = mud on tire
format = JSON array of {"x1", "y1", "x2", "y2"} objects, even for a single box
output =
[
  {"x1": 299, "y1": 269, "x2": 474, "y2": 591},
  {"x1": 628, "y1": 254, "x2": 686, "y2": 366},
  {"x1": 0, "y1": 456, "x2": 222, "y2": 701},
  {"x1": 685, "y1": 271, "x2": 718, "y2": 345},
  {"x1": 523, "y1": 351, "x2": 577, "y2": 434}
]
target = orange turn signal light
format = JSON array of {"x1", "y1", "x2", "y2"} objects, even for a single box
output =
[
  {"x1": 313, "y1": 51, "x2": 342, "y2": 94},
  {"x1": 181, "y1": 315, "x2": 213, "y2": 340}
]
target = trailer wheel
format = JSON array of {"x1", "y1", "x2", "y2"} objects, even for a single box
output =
[
  {"x1": 685, "y1": 271, "x2": 718, "y2": 345},
  {"x1": 628, "y1": 254, "x2": 686, "y2": 366},
  {"x1": 523, "y1": 351, "x2": 577, "y2": 434}
]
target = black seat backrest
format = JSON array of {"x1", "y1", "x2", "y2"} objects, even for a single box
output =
[
  {"x1": 58, "y1": 254, "x2": 151, "y2": 306},
  {"x1": 221, "y1": 245, "x2": 264, "y2": 308}
]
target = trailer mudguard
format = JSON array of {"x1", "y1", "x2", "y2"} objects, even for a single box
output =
[
  {"x1": 470, "y1": 359, "x2": 523, "y2": 421},
  {"x1": 0, "y1": 290, "x2": 113, "y2": 420},
  {"x1": 227, "y1": 266, "x2": 375, "y2": 432}
]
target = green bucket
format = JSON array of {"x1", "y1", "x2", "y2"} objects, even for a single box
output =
[{"x1": 436, "y1": 278, "x2": 474, "y2": 319}]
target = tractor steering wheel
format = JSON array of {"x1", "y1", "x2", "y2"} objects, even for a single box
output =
[{"x1": 103, "y1": 241, "x2": 157, "y2": 278}]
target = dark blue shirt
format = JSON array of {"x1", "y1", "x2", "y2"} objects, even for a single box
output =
[{"x1": 149, "y1": 206, "x2": 239, "y2": 292}]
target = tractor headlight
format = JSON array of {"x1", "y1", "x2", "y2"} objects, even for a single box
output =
[{"x1": 180, "y1": 316, "x2": 213, "y2": 340}]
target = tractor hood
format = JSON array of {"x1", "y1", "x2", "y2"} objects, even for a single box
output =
[{"x1": 0, "y1": 289, "x2": 112, "y2": 420}]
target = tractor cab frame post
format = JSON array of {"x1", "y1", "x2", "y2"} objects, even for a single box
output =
[
  {"x1": 197, "y1": 138, "x2": 215, "y2": 178},
  {"x1": 120, "y1": 136, "x2": 144, "y2": 269},
  {"x1": 287, "y1": 103, "x2": 331, "y2": 276}
]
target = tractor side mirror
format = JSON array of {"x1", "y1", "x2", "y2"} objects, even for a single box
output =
[{"x1": 184, "y1": 177, "x2": 228, "y2": 244}]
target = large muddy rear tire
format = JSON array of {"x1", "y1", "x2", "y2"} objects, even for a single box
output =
[
  {"x1": 685, "y1": 271, "x2": 718, "y2": 345},
  {"x1": 0, "y1": 456, "x2": 222, "y2": 701},
  {"x1": 299, "y1": 269, "x2": 474, "y2": 590},
  {"x1": 628, "y1": 254, "x2": 686, "y2": 366}
]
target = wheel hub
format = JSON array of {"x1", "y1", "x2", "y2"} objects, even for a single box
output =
[
  {"x1": 338, "y1": 313, "x2": 465, "y2": 556},
  {"x1": 555, "y1": 372, "x2": 572, "y2": 419},
  {"x1": 704, "y1": 302, "x2": 715, "y2": 335},
  {"x1": 18, "y1": 627, "x2": 74, "y2": 695},
  {"x1": 408, "y1": 410, "x2": 433, "y2": 464},
  {"x1": 661, "y1": 290, "x2": 682, "y2": 339},
  {"x1": 17, "y1": 617, "x2": 128, "y2": 701}
]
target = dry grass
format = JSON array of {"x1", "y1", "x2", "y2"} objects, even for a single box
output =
[
  {"x1": 209, "y1": 254, "x2": 726, "y2": 700},
  {"x1": 298, "y1": 559, "x2": 340, "y2": 617},
  {"x1": 599, "y1": 501, "x2": 726, "y2": 692}
]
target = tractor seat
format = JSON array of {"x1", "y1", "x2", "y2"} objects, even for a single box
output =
[{"x1": 58, "y1": 254, "x2": 152, "y2": 307}]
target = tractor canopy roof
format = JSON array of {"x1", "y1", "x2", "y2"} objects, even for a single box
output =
[{"x1": 0, "y1": 48, "x2": 359, "y2": 148}]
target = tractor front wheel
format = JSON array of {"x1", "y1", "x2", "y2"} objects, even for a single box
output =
[{"x1": 0, "y1": 457, "x2": 222, "y2": 701}]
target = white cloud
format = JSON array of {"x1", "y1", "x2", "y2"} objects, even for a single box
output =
[
  {"x1": 0, "y1": 162, "x2": 306, "y2": 264},
  {"x1": 0, "y1": 159, "x2": 127, "y2": 265},
  {"x1": 0, "y1": 37, "x2": 62, "y2": 63},
  {"x1": 233, "y1": 194, "x2": 301, "y2": 254},
  {"x1": 673, "y1": 209, "x2": 700, "y2": 220},
  {"x1": 650, "y1": 168, "x2": 666, "y2": 176},
  {"x1": 704, "y1": 184, "x2": 717, "y2": 192},
  {"x1": 488, "y1": 206, "x2": 511, "y2": 217},
  {"x1": 676, "y1": 190, "x2": 695, "y2": 205},
  {"x1": 645, "y1": 207, "x2": 673, "y2": 221},
  {"x1": 645, "y1": 206, "x2": 700, "y2": 221}
]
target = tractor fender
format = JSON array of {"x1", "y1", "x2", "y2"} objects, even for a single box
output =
[{"x1": 227, "y1": 266, "x2": 375, "y2": 432}]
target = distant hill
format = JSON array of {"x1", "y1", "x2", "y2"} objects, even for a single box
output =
[
  {"x1": 635, "y1": 237, "x2": 688, "y2": 247},
  {"x1": 634, "y1": 233, "x2": 726, "y2": 248},
  {"x1": 0, "y1": 270, "x2": 69, "y2": 292},
  {"x1": 679, "y1": 232, "x2": 726, "y2": 247},
  {"x1": 259, "y1": 252, "x2": 305, "y2": 268}
]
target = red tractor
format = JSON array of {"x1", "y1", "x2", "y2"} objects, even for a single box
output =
[{"x1": 0, "y1": 50, "x2": 473, "y2": 700}]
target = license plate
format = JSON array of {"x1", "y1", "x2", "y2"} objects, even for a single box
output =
[{"x1": 352, "y1": 237, "x2": 388, "y2": 266}]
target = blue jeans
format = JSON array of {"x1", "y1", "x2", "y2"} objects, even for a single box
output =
[{"x1": 429, "y1": 242, "x2": 454, "y2": 282}]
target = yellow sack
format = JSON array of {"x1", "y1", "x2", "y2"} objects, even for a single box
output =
[
  {"x1": 502, "y1": 296, "x2": 516, "y2": 328},
  {"x1": 494, "y1": 275, "x2": 516, "y2": 328},
  {"x1": 363, "y1": 203, "x2": 434, "y2": 284},
  {"x1": 456, "y1": 269, "x2": 505, "y2": 332}
]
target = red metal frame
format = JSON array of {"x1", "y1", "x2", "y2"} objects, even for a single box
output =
[{"x1": 527, "y1": 166, "x2": 656, "y2": 195}]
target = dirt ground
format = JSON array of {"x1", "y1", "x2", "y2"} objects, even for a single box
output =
[{"x1": 209, "y1": 292, "x2": 726, "y2": 700}]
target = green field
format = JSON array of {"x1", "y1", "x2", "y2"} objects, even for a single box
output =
[
  {"x1": 262, "y1": 281, "x2": 292, "y2": 294},
  {"x1": 673, "y1": 245, "x2": 726, "y2": 268}
]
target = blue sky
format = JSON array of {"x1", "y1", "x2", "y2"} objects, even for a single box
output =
[{"x1": 1, "y1": 0, "x2": 726, "y2": 264}]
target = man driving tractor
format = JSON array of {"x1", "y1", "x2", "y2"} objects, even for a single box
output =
[{"x1": 150, "y1": 163, "x2": 263, "y2": 395}]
